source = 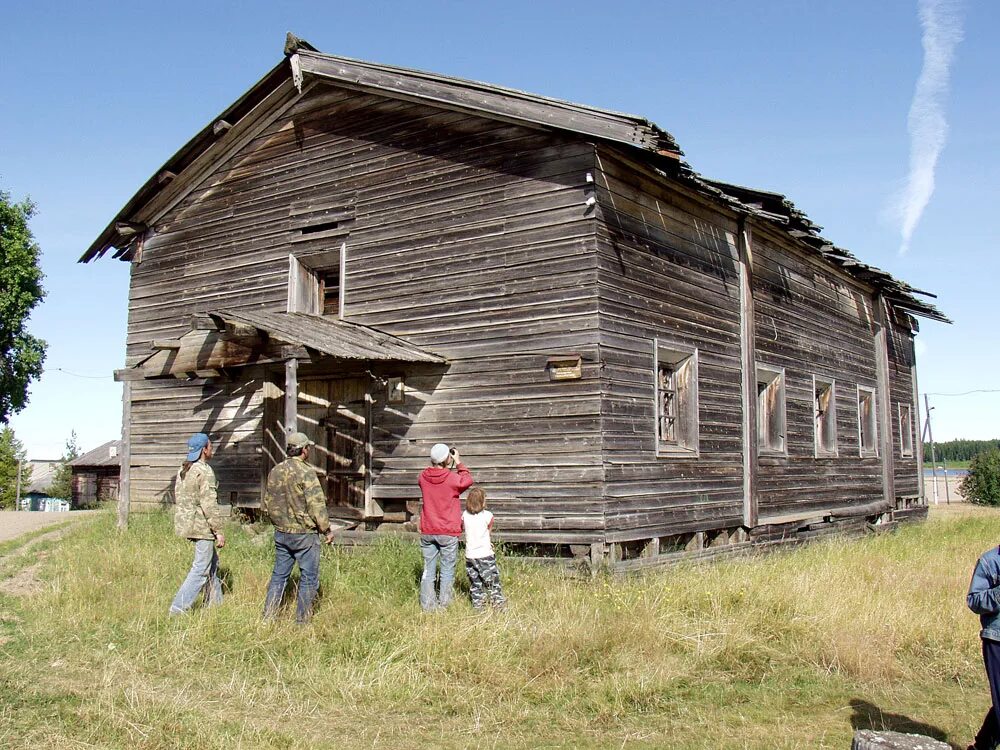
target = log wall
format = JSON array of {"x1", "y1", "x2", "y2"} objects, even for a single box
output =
[
  {"x1": 124, "y1": 84, "x2": 605, "y2": 540},
  {"x1": 593, "y1": 148, "x2": 746, "y2": 542}
]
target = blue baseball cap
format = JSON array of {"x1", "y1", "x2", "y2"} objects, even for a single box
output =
[{"x1": 186, "y1": 433, "x2": 210, "y2": 461}]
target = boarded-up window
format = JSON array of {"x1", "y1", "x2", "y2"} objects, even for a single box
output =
[
  {"x1": 655, "y1": 341, "x2": 698, "y2": 455},
  {"x1": 858, "y1": 386, "x2": 878, "y2": 457},
  {"x1": 756, "y1": 365, "x2": 786, "y2": 455},
  {"x1": 899, "y1": 403, "x2": 914, "y2": 457},
  {"x1": 814, "y1": 377, "x2": 837, "y2": 457}
]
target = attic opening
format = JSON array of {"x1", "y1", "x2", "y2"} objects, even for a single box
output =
[
  {"x1": 300, "y1": 220, "x2": 341, "y2": 235},
  {"x1": 288, "y1": 246, "x2": 345, "y2": 318}
]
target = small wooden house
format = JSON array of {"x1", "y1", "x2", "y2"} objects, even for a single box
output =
[
  {"x1": 70, "y1": 440, "x2": 121, "y2": 508},
  {"x1": 83, "y1": 36, "x2": 946, "y2": 567}
]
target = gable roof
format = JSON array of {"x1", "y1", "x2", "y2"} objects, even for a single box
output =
[
  {"x1": 69, "y1": 440, "x2": 122, "y2": 469},
  {"x1": 81, "y1": 33, "x2": 946, "y2": 323}
]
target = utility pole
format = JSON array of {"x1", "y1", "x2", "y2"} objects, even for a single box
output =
[
  {"x1": 14, "y1": 458, "x2": 23, "y2": 510},
  {"x1": 924, "y1": 394, "x2": 948, "y2": 505}
]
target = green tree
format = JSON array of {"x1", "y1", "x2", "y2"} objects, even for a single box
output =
[
  {"x1": 960, "y1": 449, "x2": 1000, "y2": 507},
  {"x1": 49, "y1": 430, "x2": 81, "y2": 502},
  {"x1": 0, "y1": 190, "x2": 47, "y2": 423},
  {"x1": 0, "y1": 426, "x2": 31, "y2": 509}
]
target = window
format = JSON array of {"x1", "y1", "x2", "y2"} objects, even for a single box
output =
[
  {"x1": 813, "y1": 377, "x2": 837, "y2": 457},
  {"x1": 287, "y1": 245, "x2": 345, "y2": 317},
  {"x1": 756, "y1": 365, "x2": 786, "y2": 454},
  {"x1": 899, "y1": 403, "x2": 914, "y2": 457},
  {"x1": 654, "y1": 341, "x2": 698, "y2": 455},
  {"x1": 857, "y1": 386, "x2": 878, "y2": 456}
]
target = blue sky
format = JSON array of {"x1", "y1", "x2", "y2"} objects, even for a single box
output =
[{"x1": 1, "y1": 0, "x2": 996, "y2": 457}]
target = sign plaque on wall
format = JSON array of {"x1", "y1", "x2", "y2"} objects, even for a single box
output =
[{"x1": 546, "y1": 355, "x2": 583, "y2": 381}]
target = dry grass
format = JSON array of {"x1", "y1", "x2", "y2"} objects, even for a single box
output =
[{"x1": 1, "y1": 507, "x2": 998, "y2": 749}]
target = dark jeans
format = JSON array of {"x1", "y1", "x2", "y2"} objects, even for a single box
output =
[
  {"x1": 263, "y1": 531, "x2": 321, "y2": 623},
  {"x1": 974, "y1": 638, "x2": 1000, "y2": 750}
]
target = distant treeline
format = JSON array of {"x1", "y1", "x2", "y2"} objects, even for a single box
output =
[{"x1": 923, "y1": 439, "x2": 1000, "y2": 462}]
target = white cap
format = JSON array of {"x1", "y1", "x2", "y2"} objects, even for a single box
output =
[{"x1": 430, "y1": 443, "x2": 450, "y2": 464}]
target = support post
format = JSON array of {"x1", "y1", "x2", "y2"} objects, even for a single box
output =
[
  {"x1": 924, "y1": 393, "x2": 939, "y2": 505},
  {"x1": 14, "y1": 459, "x2": 23, "y2": 510},
  {"x1": 284, "y1": 358, "x2": 298, "y2": 436},
  {"x1": 912, "y1": 349, "x2": 925, "y2": 503},
  {"x1": 117, "y1": 381, "x2": 132, "y2": 530},
  {"x1": 737, "y1": 218, "x2": 758, "y2": 528},
  {"x1": 873, "y1": 296, "x2": 895, "y2": 508}
]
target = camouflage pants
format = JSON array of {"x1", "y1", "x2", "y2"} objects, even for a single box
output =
[{"x1": 465, "y1": 555, "x2": 506, "y2": 610}]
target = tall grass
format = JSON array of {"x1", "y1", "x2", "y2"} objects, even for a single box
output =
[{"x1": 0, "y1": 508, "x2": 996, "y2": 749}]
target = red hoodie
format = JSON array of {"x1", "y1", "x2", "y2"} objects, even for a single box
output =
[{"x1": 418, "y1": 463, "x2": 474, "y2": 536}]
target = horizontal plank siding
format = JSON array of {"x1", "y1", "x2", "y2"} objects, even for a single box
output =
[
  {"x1": 123, "y1": 85, "x2": 605, "y2": 541},
  {"x1": 594, "y1": 148, "x2": 745, "y2": 540}
]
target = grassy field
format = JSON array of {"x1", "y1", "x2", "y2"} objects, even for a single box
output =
[{"x1": 1, "y1": 508, "x2": 998, "y2": 749}]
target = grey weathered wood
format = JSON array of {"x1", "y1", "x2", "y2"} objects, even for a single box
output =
[
  {"x1": 283, "y1": 358, "x2": 298, "y2": 436},
  {"x1": 738, "y1": 218, "x2": 758, "y2": 528},
  {"x1": 874, "y1": 295, "x2": 895, "y2": 507},
  {"x1": 117, "y1": 381, "x2": 132, "y2": 530}
]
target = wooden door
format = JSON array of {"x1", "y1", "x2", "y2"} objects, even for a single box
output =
[{"x1": 297, "y1": 376, "x2": 370, "y2": 519}]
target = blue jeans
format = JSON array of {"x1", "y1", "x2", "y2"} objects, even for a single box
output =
[
  {"x1": 169, "y1": 538, "x2": 222, "y2": 614},
  {"x1": 420, "y1": 534, "x2": 459, "y2": 611},
  {"x1": 263, "y1": 531, "x2": 321, "y2": 623}
]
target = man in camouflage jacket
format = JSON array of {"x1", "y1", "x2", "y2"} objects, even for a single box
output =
[
  {"x1": 169, "y1": 433, "x2": 227, "y2": 615},
  {"x1": 262, "y1": 431, "x2": 334, "y2": 623}
]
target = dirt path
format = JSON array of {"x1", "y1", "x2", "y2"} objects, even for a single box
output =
[{"x1": 0, "y1": 510, "x2": 97, "y2": 544}]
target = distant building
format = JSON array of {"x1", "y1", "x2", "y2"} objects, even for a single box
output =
[
  {"x1": 21, "y1": 459, "x2": 64, "y2": 511},
  {"x1": 70, "y1": 441, "x2": 121, "y2": 508}
]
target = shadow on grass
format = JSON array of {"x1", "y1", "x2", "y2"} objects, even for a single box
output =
[{"x1": 849, "y1": 698, "x2": 961, "y2": 749}]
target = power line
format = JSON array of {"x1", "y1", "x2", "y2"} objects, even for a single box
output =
[
  {"x1": 50, "y1": 368, "x2": 113, "y2": 380},
  {"x1": 924, "y1": 389, "x2": 1000, "y2": 397}
]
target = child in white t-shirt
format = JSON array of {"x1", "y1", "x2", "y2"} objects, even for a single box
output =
[{"x1": 461, "y1": 486, "x2": 506, "y2": 610}]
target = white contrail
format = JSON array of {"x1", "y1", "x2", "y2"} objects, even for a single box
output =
[{"x1": 895, "y1": 0, "x2": 964, "y2": 255}]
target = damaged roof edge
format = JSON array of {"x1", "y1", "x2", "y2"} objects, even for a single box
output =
[
  {"x1": 697, "y1": 177, "x2": 950, "y2": 324},
  {"x1": 78, "y1": 57, "x2": 294, "y2": 263},
  {"x1": 81, "y1": 33, "x2": 947, "y2": 325}
]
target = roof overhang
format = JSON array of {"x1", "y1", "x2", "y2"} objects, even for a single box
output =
[
  {"x1": 83, "y1": 33, "x2": 947, "y2": 325},
  {"x1": 115, "y1": 309, "x2": 444, "y2": 382}
]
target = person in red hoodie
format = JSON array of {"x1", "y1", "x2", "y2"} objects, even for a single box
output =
[{"x1": 418, "y1": 443, "x2": 474, "y2": 611}]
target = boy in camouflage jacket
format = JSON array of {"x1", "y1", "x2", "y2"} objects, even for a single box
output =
[{"x1": 169, "y1": 433, "x2": 227, "y2": 615}]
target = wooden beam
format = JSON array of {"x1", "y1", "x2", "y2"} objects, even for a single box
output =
[
  {"x1": 113, "y1": 368, "x2": 147, "y2": 382},
  {"x1": 912, "y1": 346, "x2": 925, "y2": 502},
  {"x1": 150, "y1": 340, "x2": 181, "y2": 351},
  {"x1": 117, "y1": 381, "x2": 131, "y2": 531},
  {"x1": 190, "y1": 314, "x2": 225, "y2": 331},
  {"x1": 284, "y1": 358, "x2": 298, "y2": 435},
  {"x1": 874, "y1": 295, "x2": 895, "y2": 507},
  {"x1": 213, "y1": 119, "x2": 233, "y2": 135},
  {"x1": 738, "y1": 218, "x2": 758, "y2": 528}
]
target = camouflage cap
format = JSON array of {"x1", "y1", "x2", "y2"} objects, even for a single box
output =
[{"x1": 287, "y1": 432, "x2": 315, "y2": 448}]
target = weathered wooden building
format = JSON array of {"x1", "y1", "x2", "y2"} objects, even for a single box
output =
[
  {"x1": 70, "y1": 440, "x2": 121, "y2": 508},
  {"x1": 83, "y1": 36, "x2": 946, "y2": 567}
]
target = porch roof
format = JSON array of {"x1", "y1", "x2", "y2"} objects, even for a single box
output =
[
  {"x1": 115, "y1": 309, "x2": 444, "y2": 382},
  {"x1": 210, "y1": 309, "x2": 445, "y2": 364}
]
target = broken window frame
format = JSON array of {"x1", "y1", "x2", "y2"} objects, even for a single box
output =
[
  {"x1": 813, "y1": 376, "x2": 838, "y2": 457},
  {"x1": 857, "y1": 385, "x2": 879, "y2": 457},
  {"x1": 287, "y1": 244, "x2": 346, "y2": 318},
  {"x1": 756, "y1": 364, "x2": 787, "y2": 456},
  {"x1": 654, "y1": 340, "x2": 699, "y2": 457},
  {"x1": 898, "y1": 402, "x2": 914, "y2": 457}
]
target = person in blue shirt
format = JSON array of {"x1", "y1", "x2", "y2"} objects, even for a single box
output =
[{"x1": 967, "y1": 544, "x2": 1000, "y2": 750}]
